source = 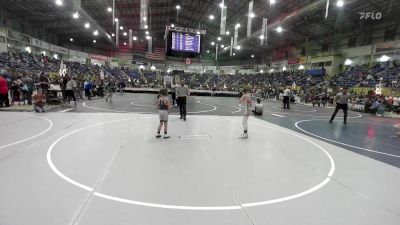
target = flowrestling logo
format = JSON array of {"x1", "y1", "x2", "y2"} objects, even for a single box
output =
[{"x1": 359, "y1": 12, "x2": 382, "y2": 20}]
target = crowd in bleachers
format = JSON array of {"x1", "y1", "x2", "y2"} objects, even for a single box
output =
[
  {"x1": 1, "y1": 50, "x2": 399, "y2": 116},
  {"x1": 330, "y1": 61, "x2": 400, "y2": 89}
]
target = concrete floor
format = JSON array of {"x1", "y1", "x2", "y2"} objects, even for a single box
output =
[{"x1": 0, "y1": 93, "x2": 399, "y2": 225}]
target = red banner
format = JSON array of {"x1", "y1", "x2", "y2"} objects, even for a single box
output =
[{"x1": 288, "y1": 58, "x2": 300, "y2": 65}]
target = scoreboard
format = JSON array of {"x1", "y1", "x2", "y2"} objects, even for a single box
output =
[{"x1": 171, "y1": 32, "x2": 201, "y2": 53}]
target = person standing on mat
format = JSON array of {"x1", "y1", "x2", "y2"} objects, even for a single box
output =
[
  {"x1": 239, "y1": 88, "x2": 252, "y2": 139},
  {"x1": 171, "y1": 83, "x2": 177, "y2": 106},
  {"x1": 176, "y1": 81, "x2": 189, "y2": 121},
  {"x1": 156, "y1": 88, "x2": 171, "y2": 139},
  {"x1": 283, "y1": 87, "x2": 291, "y2": 109},
  {"x1": 330, "y1": 87, "x2": 352, "y2": 124}
]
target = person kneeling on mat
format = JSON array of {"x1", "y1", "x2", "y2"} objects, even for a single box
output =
[
  {"x1": 32, "y1": 89, "x2": 47, "y2": 113},
  {"x1": 252, "y1": 98, "x2": 264, "y2": 116},
  {"x1": 156, "y1": 88, "x2": 171, "y2": 139}
]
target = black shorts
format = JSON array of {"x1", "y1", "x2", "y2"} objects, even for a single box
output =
[
  {"x1": 178, "y1": 96, "x2": 187, "y2": 104},
  {"x1": 337, "y1": 103, "x2": 348, "y2": 110}
]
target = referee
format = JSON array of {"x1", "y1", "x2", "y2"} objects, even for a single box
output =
[
  {"x1": 329, "y1": 87, "x2": 352, "y2": 124},
  {"x1": 176, "y1": 81, "x2": 189, "y2": 121}
]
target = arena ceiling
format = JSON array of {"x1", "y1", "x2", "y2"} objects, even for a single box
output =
[{"x1": 4, "y1": 0, "x2": 400, "y2": 60}]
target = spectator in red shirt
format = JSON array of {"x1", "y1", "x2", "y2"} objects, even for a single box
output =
[{"x1": 0, "y1": 70, "x2": 10, "y2": 107}]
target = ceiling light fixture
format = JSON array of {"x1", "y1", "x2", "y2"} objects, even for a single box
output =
[
  {"x1": 72, "y1": 12, "x2": 79, "y2": 19},
  {"x1": 107, "y1": 7, "x2": 112, "y2": 12},
  {"x1": 55, "y1": 0, "x2": 63, "y2": 6},
  {"x1": 84, "y1": 22, "x2": 90, "y2": 29}
]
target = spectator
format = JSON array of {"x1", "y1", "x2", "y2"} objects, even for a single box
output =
[
  {"x1": 64, "y1": 77, "x2": 77, "y2": 106},
  {"x1": 21, "y1": 73, "x2": 34, "y2": 105},
  {"x1": 32, "y1": 89, "x2": 47, "y2": 113},
  {"x1": 10, "y1": 81, "x2": 22, "y2": 106},
  {"x1": 39, "y1": 73, "x2": 50, "y2": 97},
  {"x1": 84, "y1": 79, "x2": 92, "y2": 100},
  {"x1": 0, "y1": 70, "x2": 9, "y2": 107}
]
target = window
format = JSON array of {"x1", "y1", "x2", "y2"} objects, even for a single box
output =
[
  {"x1": 348, "y1": 37, "x2": 357, "y2": 48},
  {"x1": 321, "y1": 44, "x2": 329, "y2": 52},
  {"x1": 384, "y1": 29, "x2": 396, "y2": 42}
]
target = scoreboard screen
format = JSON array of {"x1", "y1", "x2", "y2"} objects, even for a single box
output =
[{"x1": 171, "y1": 32, "x2": 201, "y2": 53}]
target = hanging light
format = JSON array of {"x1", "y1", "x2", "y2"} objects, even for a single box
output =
[
  {"x1": 133, "y1": 36, "x2": 137, "y2": 41},
  {"x1": 93, "y1": 30, "x2": 99, "y2": 36},
  {"x1": 84, "y1": 22, "x2": 90, "y2": 29},
  {"x1": 93, "y1": 40, "x2": 96, "y2": 43},
  {"x1": 107, "y1": 7, "x2": 112, "y2": 12},
  {"x1": 123, "y1": 32, "x2": 127, "y2": 36},
  {"x1": 209, "y1": 15, "x2": 215, "y2": 20},
  {"x1": 69, "y1": 38, "x2": 74, "y2": 42},
  {"x1": 72, "y1": 12, "x2": 79, "y2": 19},
  {"x1": 55, "y1": 0, "x2": 63, "y2": 6}
]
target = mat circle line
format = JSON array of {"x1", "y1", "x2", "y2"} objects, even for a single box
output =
[
  {"x1": 295, "y1": 119, "x2": 400, "y2": 158},
  {"x1": 0, "y1": 115, "x2": 53, "y2": 149},
  {"x1": 46, "y1": 116, "x2": 335, "y2": 211},
  {"x1": 83, "y1": 100, "x2": 217, "y2": 114}
]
